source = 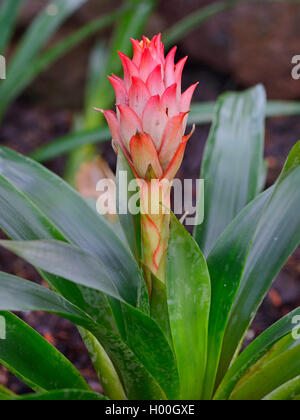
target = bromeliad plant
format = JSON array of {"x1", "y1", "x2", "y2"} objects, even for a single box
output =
[
  {"x1": 0, "y1": 35, "x2": 299, "y2": 401},
  {"x1": 97, "y1": 34, "x2": 197, "y2": 284}
]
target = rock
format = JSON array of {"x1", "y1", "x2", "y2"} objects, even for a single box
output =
[
  {"x1": 160, "y1": 1, "x2": 300, "y2": 99},
  {"x1": 230, "y1": 3, "x2": 300, "y2": 99}
]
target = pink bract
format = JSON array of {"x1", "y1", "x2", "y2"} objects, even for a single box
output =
[{"x1": 98, "y1": 34, "x2": 198, "y2": 182}]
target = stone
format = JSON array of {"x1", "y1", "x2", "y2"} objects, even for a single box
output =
[{"x1": 159, "y1": 0, "x2": 300, "y2": 99}]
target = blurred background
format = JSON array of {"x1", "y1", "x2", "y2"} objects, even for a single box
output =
[{"x1": 0, "y1": 0, "x2": 299, "y2": 393}]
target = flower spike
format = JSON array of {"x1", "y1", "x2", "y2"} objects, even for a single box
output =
[{"x1": 98, "y1": 34, "x2": 198, "y2": 283}]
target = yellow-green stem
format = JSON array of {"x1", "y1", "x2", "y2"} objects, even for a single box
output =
[{"x1": 79, "y1": 328, "x2": 127, "y2": 400}]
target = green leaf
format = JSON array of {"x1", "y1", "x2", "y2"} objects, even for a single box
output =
[
  {"x1": 1, "y1": 2, "x2": 127, "y2": 131},
  {"x1": 30, "y1": 127, "x2": 111, "y2": 162},
  {"x1": 22, "y1": 7, "x2": 126, "y2": 115},
  {"x1": 0, "y1": 0, "x2": 23, "y2": 54},
  {"x1": 190, "y1": 100, "x2": 300, "y2": 126},
  {"x1": 0, "y1": 146, "x2": 146, "y2": 340},
  {"x1": 79, "y1": 328, "x2": 126, "y2": 400},
  {"x1": 189, "y1": 102, "x2": 216, "y2": 125},
  {"x1": 214, "y1": 306, "x2": 300, "y2": 400},
  {"x1": 263, "y1": 376, "x2": 300, "y2": 401},
  {"x1": 203, "y1": 187, "x2": 273, "y2": 399},
  {"x1": 0, "y1": 146, "x2": 143, "y2": 307},
  {"x1": 8, "y1": 0, "x2": 87, "y2": 67},
  {"x1": 194, "y1": 85, "x2": 266, "y2": 256},
  {"x1": 64, "y1": 42, "x2": 107, "y2": 185},
  {"x1": 230, "y1": 344, "x2": 300, "y2": 400},
  {"x1": 218, "y1": 142, "x2": 300, "y2": 380},
  {"x1": 0, "y1": 273, "x2": 166, "y2": 400},
  {"x1": 0, "y1": 273, "x2": 94, "y2": 325},
  {"x1": 150, "y1": 274, "x2": 172, "y2": 345},
  {"x1": 2, "y1": 389, "x2": 108, "y2": 401},
  {"x1": 265, "y1": 99, "x2": 300, "y2": 118},
  {"x1": 0, "y1": 174, "x2": 118, "y2": 332},
  {"x1": 85, "y1": 42, "x2": 109, "y2": 119},
  {"x1": 0, "y1": 311, "x2": 89, "y2": 392},
  {"x1": 0, "y1": 256, "x2": 177, "y2": 399},
  {"x1": 257, "y1": 158, "x2": 268, "y2": 194},
  {"x1": 167, "y1": 215, "x2": 211, "y2": 399},
  {"x1": 0, "y1": 384, "x2": 15, "y2": 397},
  {"x1": 0, "y1": 174, "x2": 64, "y2": 241},
  {"x1": 246, "y1": 332, "x2": 300, "y2": 366},
  {"x1": 121, "y1": 304, "x2": 179, "y2": 400},
  {"x1": 0, "y1": 0, "x2": 89, "y2": 120},
  {"x1": 230, "y1": 333, "x2": 300, "y2": 399},
  {"x1": 0, "y1": 245, "x2": 177, "y2": 398},
  {"x1": 0, "y1": 239, "x2": 130, "y2": 304},
  {"x1": 229, "y1": 333, "x2": 299, "y2": 394},
  {"x1": 0, "y1": 152, "x2": 177, "y2": 399},
  {"x1": 3, "y1": 147, "x2": 127, "y2": 335},
  {"x1": 277, "y1": 141, "x2": 300, "y2": 183}
]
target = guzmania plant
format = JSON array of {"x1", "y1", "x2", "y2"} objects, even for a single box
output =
[
  {"x1": 98, "y1": 34, "x2": 197, "y2": 284},
  {"x1": 0, "y1": 34, "x2": 299, "y2": 401}
]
